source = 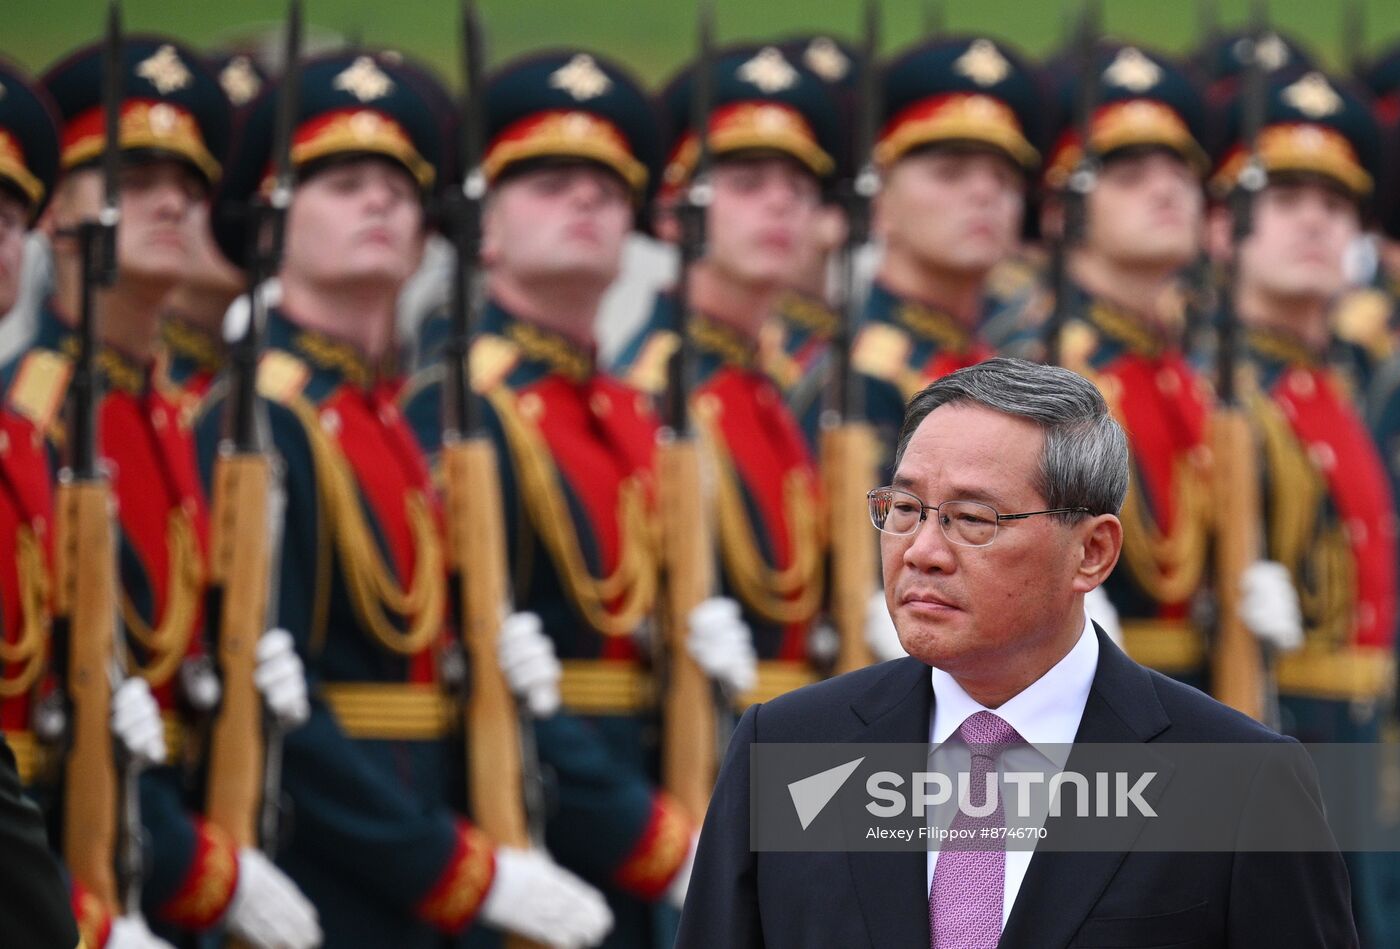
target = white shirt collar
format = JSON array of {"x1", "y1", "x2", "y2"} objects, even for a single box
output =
[{"x1": 929, "y1": 614, "x2": 1099, "y2": 759}]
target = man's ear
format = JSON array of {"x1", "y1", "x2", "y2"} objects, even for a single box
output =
[{"x1": 1071, "y1": 513, "x2": 1122, "y2": 594}]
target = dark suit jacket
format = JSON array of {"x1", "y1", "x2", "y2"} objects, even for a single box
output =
[{"x1": 675, "y1": 626, "x2": 1358, "y2": 948}]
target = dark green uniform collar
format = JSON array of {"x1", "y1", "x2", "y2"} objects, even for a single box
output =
[
  {"x1": 866, "y1": 281, "x2": 979, "y2": 354},
  {"x1": 483, "y1": 300, "x2": 596, "y2": 384},
  {"x1": 37, "y1": 301, "x2": 152, "y2": 395},
  {"x1": 265, "y1": 308, "x2": 394, "y2": 389}
]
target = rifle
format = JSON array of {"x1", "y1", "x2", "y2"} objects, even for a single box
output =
[
  {"x1": 57, "y1": 0, "x2": 131, "y2": 915},
  {"x1": 1045, "y1": 0, "x2": 1101, "y2": 366},
  {"x1": 205, "y1": 0, "x2": 301, "y2": 880},
  {"x1": 658, "y1": 0, "x2": 724, "y2": 823},
  {"x1": 1210, "y1": 1, "x2": 1273, "y2": 725},
  {"x1": 440, "y1": 0, "x2": 545, "y2": 891},
  {"x1": 824, "y1": 0, "x2": 882, "y2": 675}
]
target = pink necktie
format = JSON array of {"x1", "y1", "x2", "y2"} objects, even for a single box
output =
[{"x1": 929, "y1": 711, "x2": 1023, "y2": 949}]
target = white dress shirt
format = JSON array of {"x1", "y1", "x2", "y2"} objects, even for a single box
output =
[{"x1": 926, "y1": 615, "x2": 1099, "y2": 925}]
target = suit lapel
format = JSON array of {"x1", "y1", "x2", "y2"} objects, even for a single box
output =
[
  {"x1": 844, "y1": 658, "x2": 936, "y2": 948},
  {"x1": 998, "y1": 627, "x2": 1173, "y2": 949}
]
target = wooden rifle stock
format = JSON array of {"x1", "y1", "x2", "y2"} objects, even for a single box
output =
[
  {"x1": 657, "y1": 436, "x2": 718, "y2": 822},
  {"x1": 443, "y1": 438, "x2": 530, "y2": 848},
  {"x1": 57, "y1": 479, "x2": 121, "y2": 911},
  {"x1": 822, "y1": 423, "x2": 878, "y2": 674},
  {"x1": 205, "y1": 454, "x2": 272, "y2": 849},
  {"x1": 1209, "y1": 407, "x2": 1266, "y2": 720}
]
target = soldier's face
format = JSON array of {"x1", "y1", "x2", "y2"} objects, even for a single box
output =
[
  {"x1": 883, "y1": 403, "x2": 1111, "y2": 690},
  {"x1": 282, "y1": 158, "x2": 425, "y2": 292},
  {"x1": 51, "y1": 160, "x2": 204, "y2": 288},
  {"x1": 483, "y1": 163, "x2": 632, "y2": 290},
  {"x1": 876, "y1": 148, "x2": 1023, "y2": 277},
  {"x1": 705, "y1": 156, "x2": 821, "y2": 288},
  {"x1": 1084, "y1": 151, "x2": 1202, "y2": 271},
  {"x1": 1239, "y1": 179, "x2": 1359, "y2": 302},
  {"x1": 0, "y1": 191, "x2": 25, "y2": 315}
]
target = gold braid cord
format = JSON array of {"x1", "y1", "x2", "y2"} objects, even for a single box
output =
[
  {"x1": 486, "y1": 387, "x2": 656, "y2": 637},
  {"x1": 1251, "y1": 392, "x2": 1354, "y2": 649},
  {"x1": 286, "y1": 397, "x2": 445, "y2": 656},
  {"x1": 1097, "y1": 375, "x2": 1210, "y2": 606},
  {"x1": 696, "y1": 403, "x2": 824, "y2": 626},
  {"x1": 0, "y1": 527, "x2": 49, "y2": 697},
  {"x1": 123, "y1": 508, "x2": 203, "y2": 686}
]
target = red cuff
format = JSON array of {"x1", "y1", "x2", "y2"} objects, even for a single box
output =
[
  {"x1": 70, "y1": 878, "x2": 112, "y2": 949},
  {"x1": 613, "y1": 792, "x2": 694, "y2": 900},
  {"x1": 155, "y1": 818, "x2": 240, "y2": 931},
  {"x1": 416, "y1": 821, "x2": 497, "y2": 933}
]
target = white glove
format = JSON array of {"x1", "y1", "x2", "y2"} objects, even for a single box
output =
[
  {"x1": 686, "y1": 597, "x2": 757, "y2": 696},
  {"x1": 664, "y1": 833, "x2": 701, "y2": 910},
  {"x1": 254, "y1": 629, "x2": 310, "y2": 729},
  {"x1": 107, "y1": 915, "x2": 176, "y2": 949},
  {"x1": 110, "y1": 677, "x2": 166, "y2": 767},
  {"x1": 1240, "y1": 560, "x2": 1305, "y2": 652},
  {"x1": 863, "y1": 590, "x2": 905, "y2": 662},
  {"x1": 1084, "y1": 586, "x2": 1124, "y2": 649},
  {"x1": 480, "y1": 847, "x2": 614, "y2": 949},
  {"x1": 226, "y1": 848, "x2": 322, "y2": 949},
  {"x1": 498, "y1": 611, "x2": 562, "y2": 717}
]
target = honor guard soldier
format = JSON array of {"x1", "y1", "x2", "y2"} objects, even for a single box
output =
[
  {"x1": 404, "y1": 50, "x2": 732, "y2": 948},
  {"x1": 154, "y1": 51, "x2": 269, "y2": 415},
  {"x1": 0, "y1": 58, "x2": 148, "y2": 949},
  {"x1": 1011, "y1": 44, "x2": 1299, "y2": 680},
  {"x1": 761, "y1": 35, "x2": 859, "y2": 431},
  {"x1": 7, "y1": 37, "x2": 317, "y2": 948},
  {"x1": 203, "y1": 51, "x2": 613, "y2": 948},
  {"x1": 613, "y1": 44, "x2": 839, "y2": 707},
  {"x1": 846, "y1": 36, "x2": 1038, "y2": 470},
  {"x1": 1194, "y1": 28, "x2": 1316, "y2": 103},
  {"x1": 1333, "y1": 45, "x2": 1400, "y2": 363},
  {"x1": 1208, "y1": 67, "x2": 1400, "y2": 945}
]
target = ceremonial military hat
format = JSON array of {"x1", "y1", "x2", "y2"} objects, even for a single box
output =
[
  {"x1": 875, "y1": 36, "x2": 1039, "y2": 172},
  {"x1": 209, "y1": 51, "x2": 269, "y2": 112},
  {"x1": 1209, "y1": 69, "x2": 1380, "y2": 201},
  {"x1": 480, "y1": 50, "x2": 660, "y2": 197},
  {"x1": 211, "y1": 51, "x2": 450, "y2": 266},
  {"x1": 1193, "y1": 29, "x2": 1316, "y2": 102},
  {"x1": 777, "y1": 35, "x2": 862, "y2": 180},
  {"x1": 657, "y1": 44, "x2": 841, "y2": 195},
  {"x1": 41, "y1": 36, "x2": 231, "y2": 188},
  {"x1": 0, "y1": 61, "x2": 60, "y2": 221},
  {"x1": 1042, "y1": 44, "x2": 1207, "y2": 189}
]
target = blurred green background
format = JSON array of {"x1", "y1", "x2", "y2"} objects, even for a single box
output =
[{"x1": 5, "y1": 0, "x2": 1400, "y2": 88}]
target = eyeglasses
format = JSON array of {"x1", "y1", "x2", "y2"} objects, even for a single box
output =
[{"x1": 866, "y1": 486, "x2": 1090, "y2": 548}]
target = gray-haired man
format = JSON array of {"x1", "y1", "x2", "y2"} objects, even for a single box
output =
[{"x1": 676, "y1": 358, "x2": 1357, "y2": 948}]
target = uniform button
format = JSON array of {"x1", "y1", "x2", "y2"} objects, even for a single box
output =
[
  {"x1": 182, "y1": 497, "x2": 198, "y2": 517},
  {"x1": 519, "y1": 393, "x2": 545, "y2": 421},
  {"x1": 31, "y1": 516, "x2": 45, "y2": 536},
  {"x1": 151, "y1": 407, "x2": 167, "y2": 430},
  {"x1": 757, "y1": 386, "x2": 776, "y2": 407},
  {"x1": 1346, "y1": 517, "x2": 1368, "y2": 545},
  {"x1": 379, "y1": 404, "x2": 398, "y2": 425},
  {"x1": 1189, "y1": 445, "x2": 1213, "y2": 471},
  {"x1": 695, "y1": 393, "x2": 722, "y2": 420},
  {"x1": 1307, "y1": 442, "x2": 1336, "y2": 472},
  {"x1": 0, "y1": 431, "x2": 10, "y2": 455},
  {"x1": 321, "y1": 409, "x2": 342, "y2": 435},
  {"x1": 590, "y1": 392, "x2": 611, "y2": 418},
  {"x1": 1156, "y1": 369, "x2": 1180, "y2": 396},
  {"x1": 1359, "y1": 602, "x2": 1377, "y2": 631},
  {"x1": 635, "y1": 395, "x2": 650, "y2": 417},
  {"x1": 1289, "y1": 371, "x2": 1316, "y2": 398}
]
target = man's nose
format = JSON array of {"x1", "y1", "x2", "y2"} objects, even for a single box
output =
[{"x1": 901, "y1": 514, "x2": 957, "y2": 572}]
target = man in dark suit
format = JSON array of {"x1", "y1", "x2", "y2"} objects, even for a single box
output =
[{"x1": 676, "y1": 357, "x2": 1357, "y2": 948}]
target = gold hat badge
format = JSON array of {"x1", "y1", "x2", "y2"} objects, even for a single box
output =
[
  {"x1": 1282, "y1": 72, "x2": 1343, "y2": 119},
  {"x1": 1103, "y1": 47, "x2": 1162, "y2": 93},
  {"x1": 334, "y1": 56, "x2": 395, "y2": 103},
  {"x1": 137, "y1": 44, "x2": 193, "y2": 95},
  {"x1": 955, "y1": 40, "x2": 1012, "y2": 87},
  {"x1": 739, "y1": 47, "x2": 799, "y2": 94},
  {"x1": 551, "y1": 54, "x2": 612, "y2": 102}
]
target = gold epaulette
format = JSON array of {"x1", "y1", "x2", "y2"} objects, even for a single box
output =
[
  {"x1": 851, "y1": 322, "x2": 921, "y2": 399},
  {"x1": 1334, "y1": 287, "x2": 1394, "y2": 363},
  {"x1": 625, "y1": 330, "x2": 680, "y2": 396},
  {"x1": 256, "y1": 350, "x2": 312, "y2": 405},
  {"x1": 469, "y1": 333, "x2": 521, "y2": 392},
  {"x1": 7, "y1": 349, "x2": 72, "y2": 436}
]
